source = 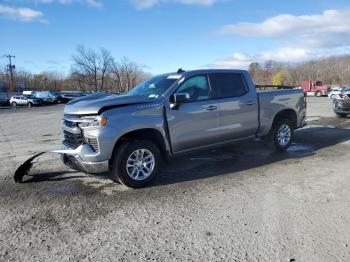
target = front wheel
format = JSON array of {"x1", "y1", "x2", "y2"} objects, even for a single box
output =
[
  {"x1": 12, "y1": 102, "x2": 17, "y2": 107},
  {"x1": 336, "y1": 113, "x2": 347, "y2": 118},
  {"x1": 27, "y1": 102, "x2": 32, "y2": 108},
  {"x1": 270, "y1": 119, "x2": 294, "y2": 151},
  {"x1": 315, "y1": 91, "x2": 322, "y2": 97},
  {"x1": 110, "y1": 140, "x2": 162, "y2": 188}
]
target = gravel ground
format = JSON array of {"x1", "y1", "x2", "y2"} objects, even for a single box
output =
[{"x1": 1, "y1": 98, "x2": 350, "y2": 261}]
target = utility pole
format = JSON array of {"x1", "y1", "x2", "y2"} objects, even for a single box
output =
[{"x1": 3, "y1": 54, "x2": 15, "y2": 92}]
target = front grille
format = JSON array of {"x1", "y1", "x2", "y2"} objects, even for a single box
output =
[
  {"x1": 340, "y1": 100, "x2": 350, "y2": 109},
  {"x1": 87, "y1": 138, "x2": 99, "y2": 152},
  {"x1": 63, "y1": 130, "x2": 84, "y2": 149}
]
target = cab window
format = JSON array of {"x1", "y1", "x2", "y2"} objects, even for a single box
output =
[
  {"x1": 209, "y1": 73, "x2": 248, "y2": 98},
  {"x1": 176, "y1": 75, "x2": 211, "y2": 101}
]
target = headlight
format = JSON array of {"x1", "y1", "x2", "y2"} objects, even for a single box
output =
[{"x1": 78, "y1": 116, "x2": 107, "y2": 129}]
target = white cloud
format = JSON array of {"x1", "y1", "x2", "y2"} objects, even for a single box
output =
[
  {"x1": 19, "y1": 0, "x2": 103, "y2": 8},
  {"x1": 208, "y1": 48, "x2": 315, "y2": 69},
  {"x1": 217, "y1": 9, "x2": 350, "y2": 49},
  {"x1": 210, "y1": 9, "x2": 350, "y2": 69},
  {"x1": 208, "y1": 46, "x2": 350, "y2": 69},
  {"x1": 129, "y1": 0, "x2": 217, "y2": 10},
  {"x1": 0, "y1": 4, "x2": 44, "y2": 22}
]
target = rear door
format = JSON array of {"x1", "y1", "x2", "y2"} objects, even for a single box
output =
[
  {"x1": 20, "y1": 96, "x2": 27, "y2": 105},
  {"x1": 166, "y1": 74, "x2": 221, "y2": 153},
  {"x1": 208, "y1": 72, "x2": 259, "y2": 141}
]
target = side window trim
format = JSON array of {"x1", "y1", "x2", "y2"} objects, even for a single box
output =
[{"x1": 208, "y1": 72, "x2": 249, "y2": 99}]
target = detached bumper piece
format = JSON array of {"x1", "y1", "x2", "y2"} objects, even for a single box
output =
[
  {"x1": 14, "y1": 147, "x2": 109, "y2": 183},
  {"x1": 14, "y1": 152, "x2": 45, "y2": 183}
]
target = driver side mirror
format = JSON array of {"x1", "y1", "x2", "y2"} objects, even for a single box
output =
[{"x1": 171, "y1": 92, "x2": 190, "y2": 104}]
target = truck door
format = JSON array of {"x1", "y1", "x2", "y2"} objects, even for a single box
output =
[
  {"x1": 166, "y1": 74, "x2": 221, "y2": 153},
  {"x1": 208, "y1": 72, "x2": 259, "y2": 141}
]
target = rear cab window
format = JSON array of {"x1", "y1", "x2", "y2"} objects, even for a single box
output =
[{"x1": 209, "y1": 73, "x2": 248, "y2": 98}]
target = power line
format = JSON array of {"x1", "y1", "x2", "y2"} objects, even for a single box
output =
[{"x1": 3, "y1": 54, "x2": 15, "y2": 92}]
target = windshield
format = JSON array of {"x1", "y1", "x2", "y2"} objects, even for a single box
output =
[{"x1": 127, "y1": 75, "x2": 179, "y2": 98}]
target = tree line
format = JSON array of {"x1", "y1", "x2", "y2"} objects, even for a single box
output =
[
  {"x1": 2, "y1": 49, "x2": 350, "y2": 92},
  {"x1": 249, "y1": 54, "x2": 350, "y2": 87},
  {"x1": 0, "y1": 45, "x2": 150, "y2": 93}
]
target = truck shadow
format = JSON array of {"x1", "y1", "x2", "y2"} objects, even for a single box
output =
[
  {"x1": 153, "y1": 124, "x2": 350, "y2": 187},
  {"x1": 23, "y1": 171, "x2": 84, "y2": 183}
]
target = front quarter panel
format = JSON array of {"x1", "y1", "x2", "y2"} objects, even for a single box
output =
[{"x1": 95, "y1": 102, "x2": 168, "y2": 161}]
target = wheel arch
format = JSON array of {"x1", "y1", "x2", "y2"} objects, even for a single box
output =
[
  {"x1": 272, "y1": 109, "x2": 298, "y2": 129},
  {"x1": 111, "y1": 128, "x2": 169, "y2": 163}
]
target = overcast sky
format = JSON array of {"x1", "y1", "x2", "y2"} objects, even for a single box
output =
[{"x1": 0, "y1": 0, "x2": 350, "y2": 75}]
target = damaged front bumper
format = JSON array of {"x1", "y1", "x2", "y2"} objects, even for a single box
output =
[
  {"x1": 56, "y1": 144, "x2": 109, "y2": 174},
  {"x1": 334, "y1": 99, "x2": 350, "y2": 113}
]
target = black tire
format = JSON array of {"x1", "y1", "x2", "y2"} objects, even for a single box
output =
[
  {"x1": 269, "y1": 119, "x2": 294, "y2": 151},
  {"x1": 110, "y1": 140, "x2": 162, "y2": 188},
  {"x1": 336, "y1": 113, "x2": 347, "y2": 118},
  {"x1": 12, "y1": 102, "x2": 17, "y2": 107},
  {"x1": 315, "y1": 91, "x2": 322, "y2": 97},
  {"x1": 330, "y1": 94, "x2": 336, "y2": 100},
  {"x1": 27, "y1": 102, "x2": 32, "y2": 108}
]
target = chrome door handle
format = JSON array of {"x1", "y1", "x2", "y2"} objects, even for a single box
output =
[
  {"x1": 205, "y1": 105, "x2": 219, "y2": 111},
  {"x1": 246, "y1": 101, "x2": 256, "y2": 106}
]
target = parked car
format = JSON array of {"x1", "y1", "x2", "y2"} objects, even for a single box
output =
[
  {"x1": 0, "y1": 95, "x2": 10, "y2": 106},
  {"x1": 10, "y1": 95, "x2": 42, "y2": 107},
  {"x1": 0, "y1": 96, "x2": 10, "y2": 106},
  {"x1": 58, "y1": 69, "x2": 306, "y2": 188},
  {"x1": 34, "y1": 91, "x2": 64, "y2": 104},
  {"x1": 328, "y1": 86, "x2": 348, "y2": 100},
  {"x1": 60, "y1": 92, "x2": 85, "y2": 102},
  {"x1": 24, "y1": 94, "x2": 43, "y2": 104},
  {"x1": 333, "y1": 87, "x2": 350, "y2": 117}
]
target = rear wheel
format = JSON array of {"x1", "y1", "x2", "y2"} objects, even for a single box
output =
[
  {"x1": 269, "y1": 119, "x2": 293, "y2": 151},
  {"x1": 315, "y1": 91, "x2": 322, "y2": 97},
  {"x1": 27, "y1": 102, "x2": 32, "y2": 108},
  {"x1": 12, "y1": 102, "x2": 17, "y2": 107},
  {"x1": 110, "y1": 140, "x2": 161, "y2": 188}
]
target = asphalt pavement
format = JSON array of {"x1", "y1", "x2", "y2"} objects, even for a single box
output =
[{"x1": 1, "y1": 98, "x2": 350, "y2": 261}]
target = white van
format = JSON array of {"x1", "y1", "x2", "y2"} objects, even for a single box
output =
[{"x1": 23, "y1": 91, "x2": 35, "y2": 95}]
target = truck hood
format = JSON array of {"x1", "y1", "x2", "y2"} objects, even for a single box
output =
[{"x1": 64, "y1": 93, "x2": 153, "y2": 115}]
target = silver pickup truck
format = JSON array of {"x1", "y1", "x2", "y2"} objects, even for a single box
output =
[{"x1": 61, "y1": 69, "x2": 306, "y2": 188}]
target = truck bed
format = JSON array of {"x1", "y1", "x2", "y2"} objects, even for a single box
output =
[{"x1": 257, "y1": 88, "x2": 305, "y2": 136}]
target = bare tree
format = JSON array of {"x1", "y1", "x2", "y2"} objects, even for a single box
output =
[
  {"x1": 72, "y1": 45, "x2": 114, "y2": 92},
  {"x1": 109, "y1": 57, "x2": 149, "y2": 93}
]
